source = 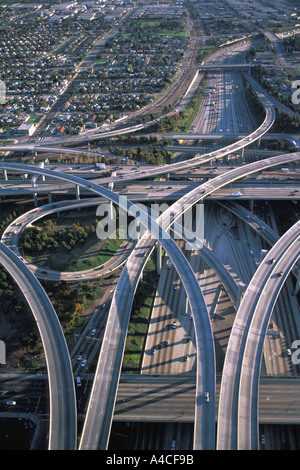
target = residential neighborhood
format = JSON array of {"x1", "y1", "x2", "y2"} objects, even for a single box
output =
[{"x1": 0, "y1": 0, "x2": 189, "y2": 137}]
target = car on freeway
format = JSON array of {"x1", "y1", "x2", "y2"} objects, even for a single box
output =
[
  {"x1": 81, "y1": 359, "x2": 87, "y2": 367},
  {"x1": 204, "y1": 392, "x2": 210, "y2": 403},
  {"x1": 6, "y1": 401, "x2": 16, "y2": 406},
  {"x1": 173, "y1": 285, "x2": 178, "y2": 290},
  {"x1": 172, "y1": 321, "x2": 177, "y2": 329},
  {"x1": 91, "y1": 329, "x2": 96, "y2": 336},
  {"x1": 287, "y1": 348, "x2": 292, "y2": 356},
  {"x1": 151, "y1": 347, "x2": 156, "y2": 355},
  {"x1": 77, "y1": 355, "x2": 82, "y2": 361}
]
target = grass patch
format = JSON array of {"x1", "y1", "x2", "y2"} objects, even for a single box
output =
[
  {"x1": 148, "y1": 76, "x2": 207, "y2": 133},
  {"x1": 20, "y1": 213, "x2": 123, "y2": 272},
  {"x1": 122, "y1": 250, "x2": 159, "y2": 373},
  {"x1": 26, "y1": 115, "x2": 41, "y2": 124}
]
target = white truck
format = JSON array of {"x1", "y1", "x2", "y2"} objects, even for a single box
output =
[{"x1": 95, "y1": 163, "x2": 106, "y2": 170}]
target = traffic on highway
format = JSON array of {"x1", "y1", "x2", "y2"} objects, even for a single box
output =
[{"x1": 0, "y1": 0, "x2": 300, "y2": 453}]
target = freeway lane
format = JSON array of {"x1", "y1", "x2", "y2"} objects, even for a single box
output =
[
  {"x1": 79, "y1": 228, "x2": 216, "y2": 450},
  {"x1": 1, "y1": 198, "x2": 136, "y2": 282},
  {"x1": 0, "y1": 242, "x2": 76, "y2": 450},
  {"x1": 1, "y1": 198, "x2": 238, "y2": 306},
  {"x1": 79, "y1": 152, "x2": 300, "y2": 450},
  {"x1": 114, "y1": 375, "x2": 300, "y2": 425},
  {"x1": 217, "y1": 221, "x2": 300, "y2": 450},
  {"x1": 0, "y1": 76, "x2": 293, "y2": 449},
  {"x1": 238, "y1": 221, "x2": 300, "y2": 450},
  {"x1": 0, "y1": 75, "x2": 275, "y2": 186},
  {"x1": 0, "y1": 162, "x2": 215, "y2": 450}
]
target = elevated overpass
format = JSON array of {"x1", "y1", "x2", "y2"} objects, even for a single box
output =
[
  {"x1": 0, "y1": 162, "x2": 215, "y2": 451},
  {"x1": 217, "y1": 220, "x2": 300, "y2": 450},
  {"x1": 197, "y1": 64, "x2": 253, "y2": 72},
  {"x1": 165, "y1": 133, "x2": 300, "y2": 143},
  {"x1": 0, "y1": 243, "x2": 76, "y2": 450},
  {"x1": 114, "y1": 374, "x2": 300, "y2": 424}
]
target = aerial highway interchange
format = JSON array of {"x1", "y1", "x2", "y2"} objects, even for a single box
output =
[{"x1": 0, "y1": 0, "x2": 300, "y2": 453}]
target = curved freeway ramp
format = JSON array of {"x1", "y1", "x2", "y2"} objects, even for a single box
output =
[
  {"x1": 79, "y1": 150, "x2": 300, "y2": 450},
  {"x1": 0, "y1": 79, "x2": 288, "y2": 450},
  {"x1": 0, "y1": 75, "x2": 275, "y2": 186},
  {"x1": 79, "y1": 223, "x2": 217, "y2": 451},
  {"x1": 237, "y1": 221, "x2": 300, "y2": 449},
  {"x1": 217, "y1": 221, "x2": 300, "y2": 450},
  {"x1": 1, "y1": 198, "x2": 136, "y2": 282},
  {"x1": 0, "y1": 162, "x2": 216, "y2": 450},
  {"x1": 0, "y1": 242, "x2": 77, "y2": 450}
]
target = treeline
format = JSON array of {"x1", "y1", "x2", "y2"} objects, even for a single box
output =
[
  {"x1": 148, "y1": 78, "x2": 206, "y2": 133},
  {"x1": 96, "y1": 134, "x2": 174, "y2": 146},
  {"x1": 243, "y1": 77, "x2": 265, "y2": 126},
  {"x1": 22, "y1": 219, "x2": 98, "y2": 254},
  {"x1": 251, "y1": 64, "x2": 299, "y2": 114},
  {"x1": 283, "y1": 36, "x2": 300, "y2": 52},
  {"x1": 108, "y1": 144, "x2": 171, "y2": 165},
  {"x1": 0, "y1": 211, "x2": 18, "y2": 235},
  {"x1": 46, "y1": 280, "x2": 104, "y2": 332},
  {"x1": 124, "y1": 19, "x2": 186, "y2": 37},
  {"x1": 271, "y1": 109, "x2": 300, "y2": 133}
]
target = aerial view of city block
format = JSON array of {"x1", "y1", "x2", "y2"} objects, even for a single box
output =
[{"x1": 0, "y1": 0, "x2": 300, "y2": 453}]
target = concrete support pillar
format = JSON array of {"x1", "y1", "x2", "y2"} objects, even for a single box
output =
[
  {"x1": 76, "y1": 185, "x2": 80, "y2": 200},
  {"x1": 136, "y1": 221, "x2": 141, "y2": 241},
  {"x1": 109, "y1": 201, "x2": 114, "y2": 221},
  {"x1": 184, "y1": 296, "x2": 190, "y2": 316},
  {"x1": 33, "y1": 192, "x2": 38, "y2": 207},
  {"x1": 3, "y1": 169, "x2": 7, "y2": 181},
  {"x1": 295, "y1": 270, "x2": 300, "y2": 295},
  {"x1": 48, "y1": 192, "x2": 52, "y2": 204},
  {"x1": 250, "y1": 200, "x2": 254, "y2": 212},
  {"x1": 260, "y1": 249, "x2": 269, "y2": 262},
  {"x1": 157, "y1": 243, "x2": 162, "y2": 275},
  {"x1": 236, "y1": 282, "x2": 246, "y2": 309},
  {"x1": 109, "y1": 172, "x2": 116, "y2": 191}
]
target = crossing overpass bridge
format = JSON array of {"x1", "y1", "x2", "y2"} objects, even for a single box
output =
[
  {"x1": 113, "y1": 374, "x2": 300, "y2": 424},
  {"x1": 196, "y1": 64, "x2": 254, "y2": 72}
]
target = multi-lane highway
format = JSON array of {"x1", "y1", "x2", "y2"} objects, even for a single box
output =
[
  {"x1": 0, "y1": 161, "x2": 217, "y2": 450},
  {"x1": 1, "y1": 143, "x2": 300, "y2": 452},
  {"x1": 114, "y1": 374, "x2": 300, "y2": 425},
  {"x1": 79, "y1": 148, "x2": 300, "y2": 450},
  {"x1": 0, "y1": 18, "x2": 299, "y2": 452}
]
